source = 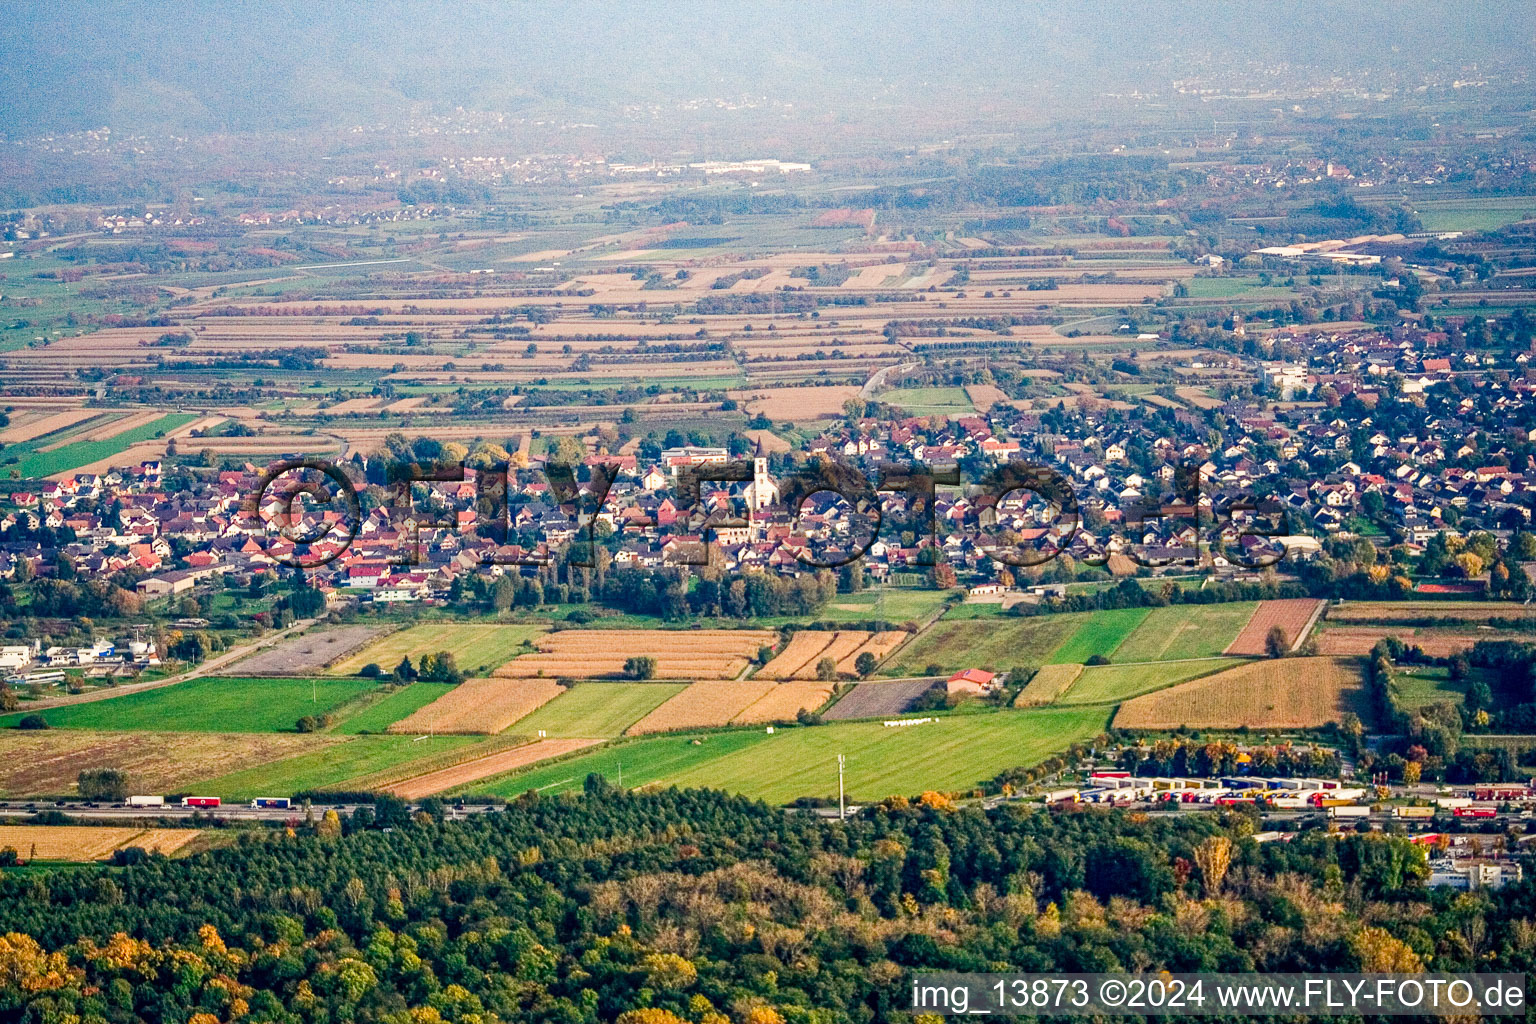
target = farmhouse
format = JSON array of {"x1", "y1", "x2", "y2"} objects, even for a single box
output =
[{"x1": 946, "y1": 668, "x2": 998, "y2": 696}]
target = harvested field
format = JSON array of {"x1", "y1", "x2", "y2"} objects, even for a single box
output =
[
  {"x1": 0, "y1": 826, "x2": 204, "y2": 862},
  {"x1": 231, "y1": 625, "x2": 386, "y2": 675},
  {"x1": 1224, "y1": 598, "x2": 1325, "y2": 655},
  {"x1": 732, "y1": 682, "x2": 836, "y2": 723},
  {"x1": 0, "y1": 730, "x2": 339, "y2": 798},
  {"x1": 389, "y1": 677, "x2": 565, "y2": 735},
  {"x1": 1014, "y1": 665, "x2": 1082, "y2": 706},
  {"x1": 1327, "y1": 601, "x2": 1536, "y2": 624},
  {"x1": 1315, "y1": 628, "x2": 1484, "y2": 658},
  {"x1": 730, "y1": 384, "x2": 862, "y2": 421},
  {"x1": 0, "y1": 408, "x2": 97, "y2": 443},
  {"x1": 836, "y1": 631, "x2": 908, "y2": 674},
  {"x1": 824, "y1": 678, "x2": 940, "y2": 720},
  {"x1": 492, "y1": 628, "x2": 775, "y2": 680},
  {"x1": 759, "y1": 630, "x2": 908, "y2": 680},
  {"x1": 1175, "y1": 387, "x2": 1225, "y2": 410},
  {"x1": 965, "y1": 384, "x2": 1011, "y2": 411},
  {"x1": 1113, "y1": 657, "x2": 1366, "y2": 730},
  {"x1": 757, "y1": 631, "x2": 834, "y2": 680},
  {"x1": 384, "y1": 738, "x2": 602, "y2": 799},
  {"x1": 627, "y1": 681, "x2": 776, "y2": 734},
  {"x1": 330, "y1": 624, "x2": 546, "y2": 677}
]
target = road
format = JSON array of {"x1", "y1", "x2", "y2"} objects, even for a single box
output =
[
  {"x1": 0, "y1": 799, "x2": 503, "y2": 823},
  {"x1": 17, "y1": 618, "x2": 318, "y2": 711}
]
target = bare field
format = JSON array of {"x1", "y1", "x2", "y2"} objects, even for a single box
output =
[
  {"x1": 1327, "y1": 601, "x2": 1536, "y2": 623},
  {"x1": 823, "y1": 678, "x2": 939, "y2": 720},
  {"x1": 965, "y1": 384, "x2": 1011, "y2": 411},
  {"x1": 1315, "y1": 628, "x2": 1484, "y2": 658},
  {"x1": 386, "y1": 737, "x2": 602, "y2": 798},
  {"x1": 1225, "y1": 599, "x2": 1325, "y2": 655},
  {"x1": 626, "y1": 681, "x2": 776, "y2": 734},
  {"x1": 1113, "y1": 657, "x2": 1365, "y2": 730},
  {"x1": 0, "y1": 825, "x2": 204, "y2": 862},
  {"x1": 390, "y1": 677, "x2": 565, "y2": 735},
  {"x1": 492, "y1": 629, "x2": 775, "y2": 680},
  {"x1": 731, "y1": 384, "x2": 862, "y2": 421},
  {"x1": 0, "y1": 408, "x2": 98, "y2": 443},
  {"x1": 231, "y1": 625, "x2": 387, "y2": 675}
]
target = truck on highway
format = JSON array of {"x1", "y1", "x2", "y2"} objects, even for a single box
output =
[
  {"x1": 1328, "y1": 805, "x2": 1370, "y2": 819},
  {"x1": 125, "y1": 795, "x2": 165, "y2": 808},
  {"x1": 251, "y1": 797, "x2": 291, "y2": 809},
  {"x1": 1393, "y1": 805, "x2": 1435, "y2": 819},
  {"x1": 182, "y1": 796, "x2": 221, "y2": 808},
  {"x1": 1453, "y1": 806, "x2": 1497, "y2": 819}
]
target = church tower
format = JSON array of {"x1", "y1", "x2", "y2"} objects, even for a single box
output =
[{"x1": 746, "y1": 438, "x2": 778, "y2": 514}]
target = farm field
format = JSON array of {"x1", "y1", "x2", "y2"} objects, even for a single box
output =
[
  {"x1": 733, "y1": 682, "x2": 835, "y2": 723},
  {"x1": 0, "y1": 826, "x2": 203, "y2": 862},
  {"x1": 192, "y1": 735, "x2": 479, "y2": 799},
  {"x1": 329, "y1": 624, "x2": 546, "y2": 677},
  {"x1": 474, "y1": 706, "x2": 1108, "y2": 803},
  {"x1": 9, "y1": 413, "x2": 198, "y2": 479},
  {"x1": 758, "y1": 631, "x2": 901, "y2": 679},
  {"x1": 1392, "y1": 666, "x2": 1469, "y2": 710},
  {"x1": 491, "y1": 628, "x2": 775, "y2": 679},
  {"x1": 334, "y1": 683, "x2": 455, "y2": 734},
  {"x1": 1113, "y1": 657, "x2": 1366, "y2": 730},
  {"x1": 1112, "y1": 603, "x2": 1258, "y2": 662},
  {"x1": 389, "y1": 677, "x2": 564, "y2": 735},
  {"x1": 1409, "y1": 196, "x2": 1536, "y2": 233},
  {"x1": 508, "y1": 682, "x2": 686, "y2": 737},
  {"x1": 1057, "y1": 658, "x2": 1245, "y2": 706},
  {"x1": 1326, "y1": 601, "x2": 1536, "y2": 623},
  {"x1": 231, "y1": 625, "x2": 386, "y2": 675},
  {"x1": 881, "y1": 386, "x2": 976, "y2": 416},
  {"x1": 1315, "y1": 627, "x2": 1484, "y2": 657},
  {"x1": 475, "y1": 730, "x2": 771, "y2": 797},
  {"x1": 0, "y1": 730, "x2": 340, "y2": 798},
  {"x1": 638, "y1": 707, "x2": 1109, "y2": 804},
  {"x1": 819, "y1": 589, "x2": 950, "y2": 623},
  {"x1": 1014, "y1": 665, "x2": 1082, "y2": 706},
  {"x1": 386, "y1": 737, "x2": 602, "y2": 799},
  {"x1": 823, "y1": 679, "x2": 940, "y2": 720},
  {"x1": 1047, "y1": 607, "x2": 1151, "y2": 664},
  {"x1": 1224, "y1": 599, "x2": 1325, "y2": 655},
  {"x1": 0, "y1": 676, "x2": 381, "y2": 732},
  {"x1": 627, "y1": 681, "x2": 775, "y2": 734},
  {"x1": 884, "y1": 614, "x2": 1085, "y2": 676}
]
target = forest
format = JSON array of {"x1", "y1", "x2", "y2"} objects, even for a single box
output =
[{"x1": 1, "y1": 780, "x2": 1531, "y2": 1024}]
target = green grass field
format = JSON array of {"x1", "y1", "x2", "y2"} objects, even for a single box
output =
[
  {"x1": 7, "y1": 413, "x2": 198, "y2": 479},
  {"x1": 1112, "y1": 603, "x2": 1257, "y2": 662},
  {"x1": 509, "y1": 682, "x2": 686, "y2": 737},
  {"x1": 0, "y1": 677, "x2": 381, "y2": 732},
  {"x1": 1057, "y1": 658, "x2": 1245, "y2": 706},
  {"x1": 332, "y1": 683, "x2": 456, "y2": 734},
  {"x1": 193, "y1": 735, "x2": 478, "y2": 798},
  {"x1": 884, "y1": 614, "x2": 1086, "y2": 675},
  {"x1": 816, "y1": 589, "x2": 951, "y2": 623},
  {"x1": 1410, "y1": 197, "x2": 1536, "y2": 233},
  {"x1": 476, "y1": 730, "x2": 769, "y2": 797},
  {"x1": 328, "y1": 624, "x2": 547, "y2": 676},
  {"x1": 881, "y1": 386, "x2": 976, "y2": 416},
  {"x1": 1046, "y1": 608, "x2": 1151, "y2": 664},
  {"x1": 475, "y1": 706, "x2": 1108, "y2": 803},
  {"x1": 1392, "y1": 666, "x2": 1467, "y2": 710}
]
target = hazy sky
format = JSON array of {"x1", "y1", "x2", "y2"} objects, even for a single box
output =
[{"x1": 2, "y1": 1, "x2": 1531, "y2": 135}]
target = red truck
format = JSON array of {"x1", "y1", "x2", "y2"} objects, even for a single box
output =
[{"x1": 182, "y1": 796, "x2": 221, "y2": 808}]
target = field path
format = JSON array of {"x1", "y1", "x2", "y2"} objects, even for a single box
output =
[{"x1": 386, "y1": 737, "x2": 602, "y2": 798}]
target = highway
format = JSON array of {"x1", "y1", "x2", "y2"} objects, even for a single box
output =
[{"x1": 0, "y1": 799, "x2": 504, "y2": 823}]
